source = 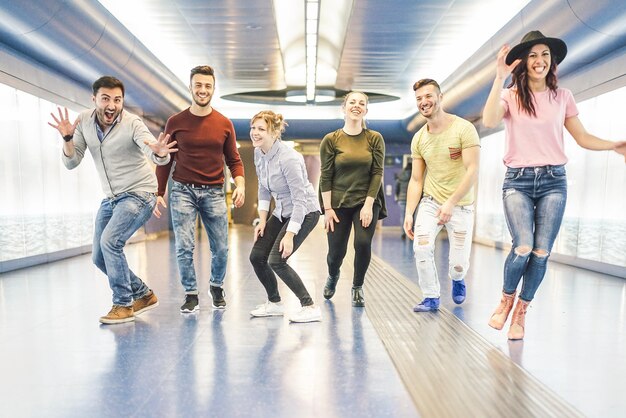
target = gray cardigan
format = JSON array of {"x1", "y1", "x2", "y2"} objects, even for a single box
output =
[{"x1": 62, "y1": 109, "x2": 170, "y2": 198}]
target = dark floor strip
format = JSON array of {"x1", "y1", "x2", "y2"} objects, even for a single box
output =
[{"x1": 363, "y1": 254, "x2": 584, "y2": 418}]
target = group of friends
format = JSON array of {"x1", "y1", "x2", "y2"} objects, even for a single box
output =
[{"x1": 48, "y1": 31, "x2": 626, "y2": 339}]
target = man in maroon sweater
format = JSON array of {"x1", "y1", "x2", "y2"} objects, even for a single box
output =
[{"x1": 155, "y1": 65, "x2": 245, "y2": 313}]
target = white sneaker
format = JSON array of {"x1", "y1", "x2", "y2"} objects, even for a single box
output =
[
  {"x1": 289, "y1": 305, "x2": 322, "y2": 323},
  {"x1": 250, "y1": 301, "x2": 285, "y2": 317}
]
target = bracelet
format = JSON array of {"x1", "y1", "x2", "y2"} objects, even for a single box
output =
[
  {"x1": 63, "y1": 134, "x2": 73, "y2": 142},
  {"x1": 324, "y1": 207, "x2": 333, "y2": 211}
]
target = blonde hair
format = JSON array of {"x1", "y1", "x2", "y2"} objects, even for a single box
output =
[
  {"x1": 342, "y1": 91, "x2": 369, "y2": 129},
  {"x1": 250, "y1": 110, "x2": 288, "y2": 139}
]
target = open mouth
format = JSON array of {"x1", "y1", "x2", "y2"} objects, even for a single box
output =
[{"x1": 103, "y1": 110, "x2": 116, "y2": 121}]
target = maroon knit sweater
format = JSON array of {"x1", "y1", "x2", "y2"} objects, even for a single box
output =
[{"x1": 156, "y1": 108, "x2": 244, "y2": 196}]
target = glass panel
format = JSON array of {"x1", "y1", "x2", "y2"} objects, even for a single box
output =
[
  {"x1": 1, "y1": 84, "x2": 102, "y2": 263},
  {"x1": 0, "y1": 84, "x2": 26, "y2": 262},
  {"x1": 475, "y1": 86, "x2": 626, "y2": 268}
]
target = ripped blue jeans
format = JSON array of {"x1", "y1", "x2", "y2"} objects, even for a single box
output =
[
  {"x1": 502, "y1": 165, "x2": 567, "y2": 301},
  {"x1": 412, "y1": 196, "x2": 475, "y2": 298}
]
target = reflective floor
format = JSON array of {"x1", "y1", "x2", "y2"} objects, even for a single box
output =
[
  {"x1": 373, "y1": 227, "x2": 626, "y2": 418},
  {"x1": 0, "y1": 224, "x2": 624, "y2": 417},
  {"x1": 0, "y1": 225, "x2": 417, "y2": 418}
]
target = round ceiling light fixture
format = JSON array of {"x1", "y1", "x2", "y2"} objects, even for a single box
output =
[{"x1": 222, "y1": 88, "x2": 399, "y2": 106}]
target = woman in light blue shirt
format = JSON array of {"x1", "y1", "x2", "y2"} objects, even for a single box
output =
[{"x1": 248, "y1": 110, "x2": 322, "y2": 323}]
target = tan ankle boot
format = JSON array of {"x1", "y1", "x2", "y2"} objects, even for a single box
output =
[
  {"x1": 488, "y1": 292, "x2": 516, "y2": 330},
  {"x1": 507, "y1": 299, "x2": 530, "y2": 340}
]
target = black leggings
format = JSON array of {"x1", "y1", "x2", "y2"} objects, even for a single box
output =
[
  {"x1": 249, "y1": 212, "x2": 320, "y2": 306},
  {"x1": 326, "y1": 205, "x2": 380, "y2": 287}
]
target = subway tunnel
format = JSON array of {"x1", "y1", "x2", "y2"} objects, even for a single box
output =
[{"x1": 0, "y1": 1, "x2": 625, "y2": 417}]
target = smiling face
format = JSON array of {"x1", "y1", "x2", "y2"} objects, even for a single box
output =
[
  {"x1": 342, "y1": 92, "x2": 368, "y2": 123},
  {"x1": 250, "y1": 117, "x2": 276, "y2": 152},
  {"x1": 414, "y1": 84, "x2": 442, "y2": 119},
  {"x1": 93, "y1": 87, "x2": 123, "y2": 128},
  {"x1": 189, "y1": 73, "x2": 215, "y2": 108},
  {"x1": 526, "y1": 43, "x2": 552, "y2": 81}
]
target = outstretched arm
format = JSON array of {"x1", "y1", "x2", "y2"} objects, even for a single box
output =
[{"x1": 565, "y1": 116, "x2": 626, "y2": 162}]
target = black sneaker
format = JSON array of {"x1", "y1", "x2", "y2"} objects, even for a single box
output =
[
  {"x1": 323, "y1": 274, "x2": 339, "y2": 300},
  {"x1": 351, "y1": 286, "x2": 365, "y2": 307},
  {"x1": 210, "y1": 286, "x2": 226, "y2": 309},
  {"x1": 180, "y1": 294, "x2": 199, "y2": 313}
]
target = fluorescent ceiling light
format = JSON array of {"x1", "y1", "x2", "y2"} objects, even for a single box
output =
[
  {"x1": 306, "y1": 1, "x2": 319, "y2": 20},
  {"x1": 305, "y1": 0, "x2": 320, "y2": 102},
  {"x1": 274, "y1": 0, "x2": 305, "y2": 86}
]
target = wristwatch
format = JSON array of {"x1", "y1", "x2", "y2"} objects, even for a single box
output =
[{"x1": 63, "y1": 135, "x2": 73, "y2": 142}]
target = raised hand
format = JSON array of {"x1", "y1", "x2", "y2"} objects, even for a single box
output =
[
  {"x1": 48, "y1": 107, "x2": 79, "y2": 138},
  {"x1": 496, "y1": 44, "x2": 520, "y2": 80},
  {"x1": 144, "y1": 132, "x2": 178, "y2": 157}
]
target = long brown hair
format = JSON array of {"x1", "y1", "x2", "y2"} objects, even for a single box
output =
[{"x1": 507, "y1": 53, "x2": 559, "y2": 117}]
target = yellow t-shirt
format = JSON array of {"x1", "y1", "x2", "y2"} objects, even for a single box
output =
[{"x1": 410, "y1": 116, "x2": 480, "y2": 206}]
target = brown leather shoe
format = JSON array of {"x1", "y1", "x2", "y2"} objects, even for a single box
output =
[
  {"x1": 100, "y1": 305, "x2": 134, "y2": 324},
  {"x1": 507, "y1": 299, "x2": 530, "y2": 340},
  {"x1": 133, "y1": 290, "x2": 159, "y2": 315},
  {"x1": 488, "y1": 291, "x2": 516, "y2": 330}
]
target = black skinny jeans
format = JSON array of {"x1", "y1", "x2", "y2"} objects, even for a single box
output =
[
  {"x1": 249, "y1": 211, "x2": 320, "y2": 306},
  {"x1": 326, "y1": 205, "x2": 380, "y2": 287}
]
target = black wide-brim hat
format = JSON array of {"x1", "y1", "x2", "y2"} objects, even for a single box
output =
[{"x1": 505, "y1": 30, "x2": 567, "y2": 65}]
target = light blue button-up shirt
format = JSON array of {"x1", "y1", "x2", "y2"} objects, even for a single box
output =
[{"x1": 254, "y1": 140, "x2": 320, "y2": 234}]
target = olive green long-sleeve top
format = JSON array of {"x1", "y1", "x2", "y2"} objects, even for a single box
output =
[{"x1": 319, "y1": 128, "x2": 387, "y2": 219}]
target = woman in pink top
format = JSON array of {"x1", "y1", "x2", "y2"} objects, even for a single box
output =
[{"x1": 482, "y1": 30, "x2": 626, "y2": 340}]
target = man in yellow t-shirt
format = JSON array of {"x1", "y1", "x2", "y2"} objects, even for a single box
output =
[{"x1": 404, "y1": 79, "x2": 481, "y2": 312}]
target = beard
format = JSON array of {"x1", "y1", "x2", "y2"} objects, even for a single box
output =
[
  {"x1": 420, "y1": 103, "x2": 438, "y2": 119},
  {"x1": 96, "y1": 107, "x2": 122, "y2": 126},
  {"x1": 193, "y1": 94, "x2": 212, "y2": 107}
]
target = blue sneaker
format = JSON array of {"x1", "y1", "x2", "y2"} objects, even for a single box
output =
[
  {"x1": 413, "y1": 297, "x2": 440, "y2": 312},
  {"x1": 452, "y1": 279, "x2": 466, "y2": 304}
]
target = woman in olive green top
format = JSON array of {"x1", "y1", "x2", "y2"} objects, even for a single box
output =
[{"x1": 319, "y1": 91, "x2": 387, "y2": 307}]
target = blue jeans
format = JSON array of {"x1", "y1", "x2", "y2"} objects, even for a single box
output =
[
  {"x1": 170, "y1": 180, "x2": 229, "y2": 293},
  {"x1": 249, "y1": 212, "x2": 320, "y2": 306},
  {"x1": 502, "y1": 165, "x2": 567, "y2": 301},
  {"x1": 92, "y1": 191, "x2": 156, "y2": 306}
]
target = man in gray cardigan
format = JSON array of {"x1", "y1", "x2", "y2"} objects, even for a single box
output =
[{"x1": 48, "y1": 76, "x2": 177, "y2": 325}]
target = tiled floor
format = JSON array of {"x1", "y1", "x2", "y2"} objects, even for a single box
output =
[{"x1": 0, "y1": 224, "x2": 624, "y2": 417}]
